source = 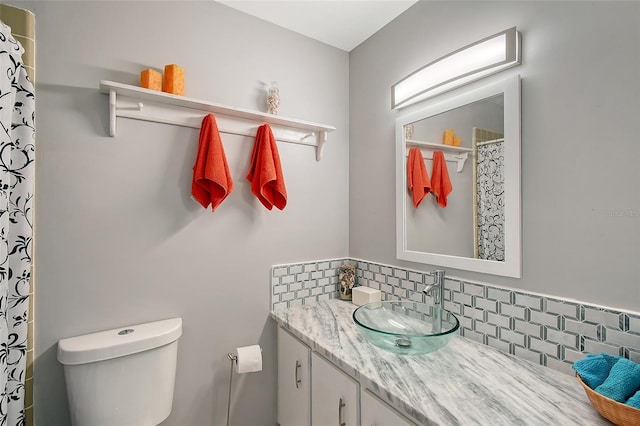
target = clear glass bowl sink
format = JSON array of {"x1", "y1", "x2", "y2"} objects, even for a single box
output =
[{"x1": 353, "y1": 301, "x2": 459, "y2": 355}]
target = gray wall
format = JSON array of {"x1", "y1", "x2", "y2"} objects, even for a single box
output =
[
  {"x1": 16, "y1": 1, "x2": 348, "y2": 425},
  {"x1": 350, "y1": 1, "x2": 640, "y2": 310}
]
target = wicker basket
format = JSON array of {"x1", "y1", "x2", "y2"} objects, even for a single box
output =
[{"x1": 577, "y1": 375, "x2": 640, "y2": 426}]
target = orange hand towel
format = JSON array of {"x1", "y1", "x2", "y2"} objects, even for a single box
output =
[
  {"x1": 407, "y1": 148, "x2": 431, "y2": 208},
  {"x1": 431, "y1": 151, "x2": 452, "y2": 208},
  {"x1": 246, "y1": 124, "x2": 287, "y2": 210},
  {"x1": 191, "y1": 114, "x2": 234, "y2": 211}
]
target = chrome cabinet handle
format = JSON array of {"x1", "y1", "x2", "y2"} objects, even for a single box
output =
[
  {"x1": 295, "y1": 360, "x2": 302, "y2": 389},
  {"x1": 338, "y1": 398, "x2": 346, "y2": 426}
]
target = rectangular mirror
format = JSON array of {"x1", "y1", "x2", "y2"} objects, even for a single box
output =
[{"x1": 395, "y1": 76, "x2": 521, "y2": 277}]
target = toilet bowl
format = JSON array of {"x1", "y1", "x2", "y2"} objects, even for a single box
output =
[{"x1": 57, "y1": 318, "x2": 182, "y2": 426}]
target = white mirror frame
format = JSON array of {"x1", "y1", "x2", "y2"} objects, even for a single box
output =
[{"x1": 395, "y1": 75, "x2": 521, "y2": 278}]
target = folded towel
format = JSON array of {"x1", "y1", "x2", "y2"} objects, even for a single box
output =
[
  {"x1": 595, "y1": 358, "x2": 640, "y2": 402},
  {"x1": 191, "y1": 114, "x2": 234, "y2": 210},
  {"x1": 407, "y1": 148, "x2": 431, "y2": 208},
  {"x1": 626, "y1": 389, "x2": 640, "y2": 409},
  {"x1": 431, "y1": 151, "x2": 452, "y2": 208},
  {"x1": 573, "y1": 353, "x2": 620, "y2": 389},
  {"x1": 246, "y1": 124, "x2": 287, "y2": 210}
]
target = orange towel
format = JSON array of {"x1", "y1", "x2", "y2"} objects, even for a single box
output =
[
  {"x1": 431, "y1": 151, "x2": 452, "y2": 208},
  {"x1": 246, "y1": 124, "x2": 287, "y2": 210},
  {"x1": 191, "y1": 114, "x2": 234, "y2": 211},
  {"x1": 407, "y1": 148, "x2": 431, "y2": 208}
]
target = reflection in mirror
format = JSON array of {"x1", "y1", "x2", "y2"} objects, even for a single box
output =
[
  {"x1": 474, "y1": 121, "x2": 505, "y2": 261},
  {"x1": 405, "y1": 94, "x2": 504, "y2": 258},
  {"x1": 396, "y1": 76, "x2": 521, "y2": 277}
]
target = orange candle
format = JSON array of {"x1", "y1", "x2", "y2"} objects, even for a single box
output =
[
  {"x1": 140, "y1": 69, "x2": 162, "y2": 91},
  {"x1": 443, "y1": 129, "x2": 454, "y2": 145},
  {"x1": 163, "y1": 64, "x2": 184, "y2": 95}
]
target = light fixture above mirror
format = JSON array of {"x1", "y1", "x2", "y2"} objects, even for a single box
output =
[{"x1": 392, "y1": 27, "x2": 521, "y2": 110}]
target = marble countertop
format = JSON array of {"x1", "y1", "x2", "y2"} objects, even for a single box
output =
[{"x1": 270, "y1": 299, "x2": 608, "y2": 426}]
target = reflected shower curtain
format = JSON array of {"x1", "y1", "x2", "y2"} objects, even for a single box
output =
[
  {"x1": 0, "y1": 21, "x2": 35, "y2": 425},
  {"x1": 476, "y1": 141, "x2": 504, "y2": 261}
]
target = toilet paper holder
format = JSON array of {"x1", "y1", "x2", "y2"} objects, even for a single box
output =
[
  {"x1": 225, "y1": 346, "x2": 263, "y2": 426},
  {"x1": 225, "y1": 353, "x2": 235, "y2": 426}
]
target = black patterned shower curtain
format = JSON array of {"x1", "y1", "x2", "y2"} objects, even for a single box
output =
[
  {"x1": 476, "y1": 141, "x2": 505, "y2": 261},
  {"x1": 0, "y1": 20, "x2": 35, "y2": 425}
]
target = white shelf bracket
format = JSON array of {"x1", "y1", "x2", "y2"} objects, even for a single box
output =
[
  {"x1": 109, "y1": 89, "x2": 117, "y2": 137},
  {"x1": 316, "y1": 131, "x2": 328, "y2": 161},
  {"x1": 109, "y1": 90, "x2": 145, "y2": 137},
  {"x1": 454, "y1": 152, "x2": 469, "y2": 172}
]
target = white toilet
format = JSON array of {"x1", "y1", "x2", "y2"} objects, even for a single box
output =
[{"x1": 57, "y1": 318, "x2": 182, "y2": 426}]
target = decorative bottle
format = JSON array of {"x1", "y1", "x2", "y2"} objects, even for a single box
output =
[
  {"x1": 267, "y1": 81, "x2": 280, "y2": 115},
  {"x1": 405, "y1": 124, "x2": 414, "y2": 140}
]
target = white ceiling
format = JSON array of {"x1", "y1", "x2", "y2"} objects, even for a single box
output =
[{"x1": 216, "y1": 0, "x2": 419, "y2": 52}]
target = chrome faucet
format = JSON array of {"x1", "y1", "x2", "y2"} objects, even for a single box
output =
[
  {"x1": 423, "y1": 269, "x2": 445, "y2": 306},
  {"x1": 423, "y1": 269, "x2": 445, "y2": 333}
]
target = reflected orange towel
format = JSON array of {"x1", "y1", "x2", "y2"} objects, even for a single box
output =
[
  {"x1": 431, "y1": 151, "x2": 452, "y2": 208},
  {"x1": 246, "y1": 124, "x2": 287, "y2": 210},
  {"x1": 191, "y1": 114, "x2": 234, "y2": 211},
  {"x1": 407, "y1": 148, "x2": 431, "y2": 208}
]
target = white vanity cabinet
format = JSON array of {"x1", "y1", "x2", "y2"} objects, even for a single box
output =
[
  {"x1": 277, "y1": 328, "x2": 311, "y2": 426},
  {"x1": 361, "y1": 389, "x2": 416, "y2": 426},
  {"x1": 311, "y1": 351, "x2": 359, "y2": 426},
  {"x1": 277, "y1": 326, "x2": 415, "y2": 426}
]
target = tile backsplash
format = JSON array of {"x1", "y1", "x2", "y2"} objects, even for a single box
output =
[
  {"x1": 271, "y1": 258, "x2": 640, "y2": 375},
  {"x1": 271, "y1": 259, "x2": 347, "y2": 310}
]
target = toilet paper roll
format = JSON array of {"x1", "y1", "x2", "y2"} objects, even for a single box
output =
[{"x1": 235, "y1": 345, "x2": 262, "y2": 373}]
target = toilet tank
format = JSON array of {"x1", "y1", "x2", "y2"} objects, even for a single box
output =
[{"x1": 57, "y1": 318, "x2": 182, "y2": 426}]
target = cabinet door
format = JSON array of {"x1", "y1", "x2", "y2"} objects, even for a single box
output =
[
  {"x1": 278, "y1": 327, "x2": 311, "y2": 426},
  {"x1": 360, "y1": 389, "x2": 415, "y2": 426},
  {"x1": 311, "y1": 352, "x2": 359, "y2": 426}
]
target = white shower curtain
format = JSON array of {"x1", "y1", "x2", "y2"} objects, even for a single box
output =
[{"x1": 0, "y1": 21, "x2": 35, "y2": 425}]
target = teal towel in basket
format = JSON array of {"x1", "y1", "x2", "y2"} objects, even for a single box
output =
[
  {"x1": 572, "y1": 353, "x2": 620, "y2": 389},
  {"x1": 627, "y1": 389, "x2": 640, "y2": 409},
  {"x1": 595, "y1": 358, "x2": 640, "y2": 403}
]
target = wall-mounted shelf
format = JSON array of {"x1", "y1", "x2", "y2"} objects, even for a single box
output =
[
  {"x1": 406, "y1": 139, "x2": 473, "y2": 172},
  {"x1": 99, "y1": 80, "x2": 336, "y2": 161}
]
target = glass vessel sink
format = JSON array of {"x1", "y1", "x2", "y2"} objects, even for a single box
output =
[{"x1": 353, "y1": 301, "x2": 459, "y2": 355}]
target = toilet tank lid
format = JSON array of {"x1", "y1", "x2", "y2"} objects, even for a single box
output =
[{"x1": 57, "y1": 318, "x2": 182, "y2": 365}]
